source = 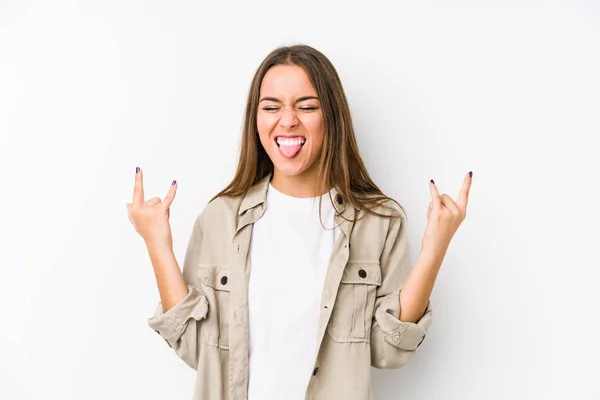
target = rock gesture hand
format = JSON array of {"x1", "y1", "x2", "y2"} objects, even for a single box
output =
[
  {"x1": 126, "y1": 167, "x2": 178, "y2": 249},
  {"x1": 421, "y1": 171, "x2": 473, "y2": 259}
]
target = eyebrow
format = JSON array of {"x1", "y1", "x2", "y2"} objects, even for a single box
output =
[{"x1": 259, "y1": 96, "x2": 319, "y2": 103}]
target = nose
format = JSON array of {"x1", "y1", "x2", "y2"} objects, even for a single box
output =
[{"x1": 279, "y1": 107, "x2": 299, "y2": 130}]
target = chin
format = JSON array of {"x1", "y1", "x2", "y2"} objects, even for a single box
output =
[{"x1": 273, "y1": 162, "x2": 309, "y2": 177}]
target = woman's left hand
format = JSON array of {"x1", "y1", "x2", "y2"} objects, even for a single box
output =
[{"x1": 421, "y1": 171, "x2": 473, "y2": 261}]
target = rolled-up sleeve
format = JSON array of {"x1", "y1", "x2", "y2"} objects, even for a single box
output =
[
  {"x1": 148, "y1": 285, "x2": 208, "y2": 344},
  {"x1": 147, "y1": 212, "x2": 208, "y2": 369},
  {"x1": 370, "y1": 208, "x2": 433, "y2": 369}
]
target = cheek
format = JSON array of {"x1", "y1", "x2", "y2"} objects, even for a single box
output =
[
  {"x1": 257, "y1": 131, "x2": 271, "y2": 150},
  {"x1": 305, "y1": 115, "x2": 325, "y2": 147},
  {"x1": 256, "y1": 115, "x2": 273, "y2": 146},
  {"x1": 257, "y1": 113, "x2": 277, "y2": 131}
]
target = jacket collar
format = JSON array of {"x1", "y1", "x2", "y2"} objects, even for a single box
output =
[
  {"x1": 238, "y1": 173, "x2": 355, "y2": 221},
  {"x1": 238, "y1": 174, "x2": 271, "y2": 216}
]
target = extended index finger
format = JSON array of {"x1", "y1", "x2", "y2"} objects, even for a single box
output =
[
  {"x1": 133, "y1": 167, "x2": 145, "y2": 205},
  {"x1": 456, "y1": 171, "x2": 473, "y2": 212}
]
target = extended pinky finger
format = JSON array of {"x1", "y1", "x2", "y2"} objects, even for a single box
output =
[{"x1": 429, "y1": 179, "x2": 442, "y2": 209}]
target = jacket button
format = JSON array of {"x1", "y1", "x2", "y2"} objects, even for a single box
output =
[
  {"x1": 313, "y1": 367, "x2": 319, "y2": 376},
  {"x1": 221, "y1": 276, "x2": 228, "y2": 285},
  {"x1": 336, "y1": 194, "x2": 343, "y2": 205},
  {"x1": 358, "y1": 269, "x2": 367, "y2": 278}
]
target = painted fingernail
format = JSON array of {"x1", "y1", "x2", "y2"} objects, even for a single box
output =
[
  {"x1": 172, "y1": 180, "x2": 177, "y2": 186},
  {"x1": 430, "y1": 179, "x2": 435, "y2": 184},
  {"x1": 136, "y1": 167, "x2": 140, "y2": 173},
  {"x1": 469, "y1": 171, "x2": 473, "y2": 178}
]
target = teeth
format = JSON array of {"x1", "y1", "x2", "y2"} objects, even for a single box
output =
[{"x1": 276, "y1": 137, "x2": 306, "y2": 146}]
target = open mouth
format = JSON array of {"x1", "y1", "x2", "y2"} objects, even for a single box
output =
[{"x1": 275, "y1": 136, "x2": 306, "y2": 158}]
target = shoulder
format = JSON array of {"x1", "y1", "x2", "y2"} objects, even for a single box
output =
[
  {"x1": 192, "y1": 194, "x2": 244, "y2": 230},
  {"x1": 348, "y1": 196, "x2": 406, "y2": 243},
  {"x1": 198, "y1": 196, "x2": 243, "y2": 224},
  {"x1": 347, "y1": 196, "x2": 407, "y2": 258},
  {"x1": 355, "y1": 195, "x2": 406, "y2": 223},
  {"x1": 206, "y1": 194, "x2": 244, "y2": 216}
]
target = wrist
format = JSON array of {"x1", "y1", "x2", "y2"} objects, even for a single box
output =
[
  {"x1": 418, "y1": 245, "x2": 446, "y2": 267},
  {"x1": 145, "y1": 239, "x2": 173, "y2": 256}
]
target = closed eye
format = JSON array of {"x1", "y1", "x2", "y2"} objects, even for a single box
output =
[{"x1": 261, "y1": 106, "x2": 319, "y2": 112}]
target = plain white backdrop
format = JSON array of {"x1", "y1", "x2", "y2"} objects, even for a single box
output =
[{"x1": 1, "y1": 1, "x2": 599, "y2": 399}]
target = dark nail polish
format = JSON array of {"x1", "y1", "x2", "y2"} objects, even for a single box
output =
[
  {"x1": 469, "y1": 171, "x2": 473, "y2": 178},
  {"x1": 136, "y1": 167, "x2": 140, "y2": 173},
  {"x1": 430, "y1": 179, "x2": 435, "y2": 184},
  {"x1": 172, "y1": 180, "x2": 177, "y2": 186}
]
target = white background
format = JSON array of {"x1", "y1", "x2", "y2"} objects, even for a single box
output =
[{"x1": 1, "y1": 1, "x2": 599, "y2": 399}]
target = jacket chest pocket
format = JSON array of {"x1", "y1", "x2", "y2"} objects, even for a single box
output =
[
  {"x1": 327, "y1": 261, "x2": 382, "y2": 343},
  {"x1": 197, "y1": 265, "x2": 231, "y2": 350}
]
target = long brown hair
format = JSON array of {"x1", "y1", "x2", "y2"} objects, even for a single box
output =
[{"x1": 211, "y1": 44, "x2": 405, "y2": 221}]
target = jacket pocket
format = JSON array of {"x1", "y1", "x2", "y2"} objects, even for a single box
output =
[
  {"x1": 327, "y1": 261, "x2": 382, "y2": 343},
  {"x1": 327, "y1": 261, "x2": 381, "y2": 342},
  {"x1": 197, "y1": 265, "x2": 231, "y2": 350}
]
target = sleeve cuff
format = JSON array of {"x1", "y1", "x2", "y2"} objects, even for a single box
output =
[
  {"x1": 374, "y1": 292, "x2": 433, "y2": 351},
  {"x1": 148, "y1": 285, "x2": 209, "y2": 344}
]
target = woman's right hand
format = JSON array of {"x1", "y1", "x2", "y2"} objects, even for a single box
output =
[{"x1": 126, "y1": 167, "x2": 178, "y2": 250}]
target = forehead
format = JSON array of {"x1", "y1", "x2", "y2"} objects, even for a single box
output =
[{"x1": 260, "y1": 64, "x2": 317, "y2": 96}]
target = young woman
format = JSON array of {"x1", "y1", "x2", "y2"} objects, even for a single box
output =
[{"x1": 127, "y1": 44, "x2": 472, "y2": 400}]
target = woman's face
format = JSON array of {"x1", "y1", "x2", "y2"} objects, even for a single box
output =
[{"x1": 257, "y1": 64, "x2": 325, "y2": 182}]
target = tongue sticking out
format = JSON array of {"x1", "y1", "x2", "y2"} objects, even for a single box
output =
[{"x1": 278, "y1": 143, "x2": 303, "y2": 158}]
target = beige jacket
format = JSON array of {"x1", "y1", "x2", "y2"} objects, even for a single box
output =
[{"x1": 148, "y1": 175, "x2": 432, "y2": 400}]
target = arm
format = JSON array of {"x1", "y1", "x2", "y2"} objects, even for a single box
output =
[
  {"x1": 398, "y1": 173, "x2": 471, "y2": 321},
  {"x1": 127, "y1": 168, "x2": 209, "y2": 369},
  {"x1": 147, "y1": 213, "x2": 209, "y2": 370},
  {"x1": 398, "y1": 250, "x2": 442, "y2": 323},
  {"x1": 146, "y1": 243, "x2": 189, "y2": 312},
  {"x1": 371, "y1": 172, "x2": 472, "y2": 368}
]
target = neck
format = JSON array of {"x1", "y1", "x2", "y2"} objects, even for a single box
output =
[{"x1": 270, "y1": 169, "x2": 328, "y2": 198}]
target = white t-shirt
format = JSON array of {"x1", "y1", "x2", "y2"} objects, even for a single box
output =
[{"x1": 247, "y1": 183, "x2": 340, "y2": 400}]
